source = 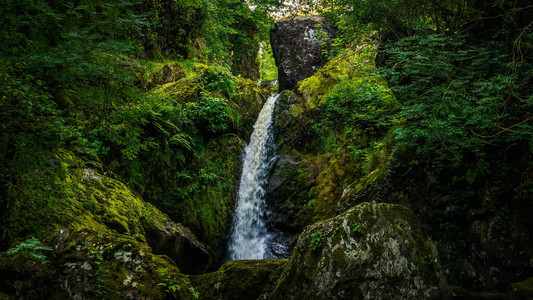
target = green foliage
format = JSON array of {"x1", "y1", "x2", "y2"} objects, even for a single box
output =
[
  {"x1": 317, "y1": 79, "x2": 395, "y2": 131},
  {"x1": 382, "y1": 33, "x2": 533, "y2": 168},
  {"x1": 307, "y1": 45, "x2": 398, "y2": 166},
  {"x1": 309, "y1": 230, "x2": 325, "y2": 251},
  {"x1": 351, "y1": 223, "x2": 363, "y2": 235},
  {"x1": 192, "y1": 96, "x2": 233, "y2": 134},
  {"x1": 201, "y1": 68, "x2": 237, "y2": 98},
  {"x1": 156, "y1": 268, "x2": 200, "y2": 299},
  {"x1": 260, "y1": 43, "x2": 278, "y2": 81},
  {"x1": 6, "y1": 237, "x2": 53, "y2": 261}
]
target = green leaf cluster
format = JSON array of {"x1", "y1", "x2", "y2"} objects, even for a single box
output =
[{"x1": 6, "y1": 237, "x2": 53, "y2": 261}]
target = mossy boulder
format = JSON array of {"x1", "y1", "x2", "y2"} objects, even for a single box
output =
[
  {"x1": 190, "y1": 259, "x2": 287, "y2": 300},
  {"x1": 268, "y1": 202, "x2": 450, "y2": 299},
  {"x1": 0, "y1": 230, "x2": 199, "y2": 299},
  {"x1": 153, "y1": 62, "x2": 188, "y2": 86},
  {"x1": 0, "y1": 150, "x2": 206, "y2": 298},
  {"x1": 141, "y1": 216, "x2": 210, "y2": 275}
]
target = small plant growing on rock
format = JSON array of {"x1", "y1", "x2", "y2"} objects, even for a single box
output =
[
  {"x1": 333, "y1": 224, "x2": 343, "y2": 235},
  {"x1": 189, "y1": 287, "x2": 200, "y2": 299},
  {"x1": 309, "y1": 231, "x2": 325, "y2": 251},
  {"x1": 157, "y1": 268, "x2": 181, "y2": 296},
  {"x1": 424, "y1": 254, "x2": 435, "y2": 266},
  {"x1": 351, "y1": 223, "x2": 363, "y2": 235},
  {"x1": 7, "y1": 237, "x2": 53, "y2": 262}
]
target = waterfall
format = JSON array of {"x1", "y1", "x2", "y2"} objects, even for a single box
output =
[{"x1": 227, "y1": 93, "x2": 280, "y2": 260}]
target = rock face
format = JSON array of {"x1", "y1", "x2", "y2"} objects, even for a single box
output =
[
  {"x1": 268, "y1": 202, "x2": 450, "y2": 299},
  {"x1": 270, "y1": 16, "x2": 335, "y2": 91}
]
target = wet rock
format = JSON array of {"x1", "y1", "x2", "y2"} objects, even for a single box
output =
[
  {"x1": 268, "y1": 202, "x2": 450, "y2": 299},
  {"x1": 266, "y1": 153, "x2": 320, "y2": 231},
  {"x1": 272, "y1": 90, "x2": 309, "y2": 151},
  {"x1": 270, "y1": 16, "x2": 335, "y2": 91}
]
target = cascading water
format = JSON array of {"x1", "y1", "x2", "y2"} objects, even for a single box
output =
[{"x1": 227, "y1": 93, "x2": 280, "y2": 260}]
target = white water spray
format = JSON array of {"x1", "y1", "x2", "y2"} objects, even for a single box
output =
[{"x1": 227, "y1": 94, "x2": 280, "y2": 260}]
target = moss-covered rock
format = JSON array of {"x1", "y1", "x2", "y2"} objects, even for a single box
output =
[
  {"x1": 151, "y1": 63, "x2": 267, "y2": 139},
  {"x1": 272, "y1": 90, "x2": 310, "y2": 152},
  {"x1": 509, "y1": 277, "x2": 533, "y2": 299},
  {"x1": 0, "y1": 150, "x2": 205, "y2": 298},
  {"x1": 179, "y1": 135, "x2": 244, "y2": 258},
  {"x1": 266, "y1": 153, "x2": 324, "y2": 231},
  {"x1": 0, "y1": 229, "x2": 199, "y2": 299},
  {"x1": 190, "y1": 259, "x2": 287, "y2": 300},
  {"x1": 153, "y1": 62, "x2": 188, "y2": 86},
  {"x1": 268, "y1": 202, "x2": 450, "y2": 299}
]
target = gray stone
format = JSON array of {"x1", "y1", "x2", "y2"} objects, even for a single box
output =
[
  {"x1": 270, "y1": 16, "x2": 335, "y2": 91},
  {"x1": 268, "y1": 202, "x2": 450, "y2": 300}
]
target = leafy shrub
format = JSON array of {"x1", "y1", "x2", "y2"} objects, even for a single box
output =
[
  {"x1": 190, "y1": 96, "x2": 233, "y2": 135},
  {"x1": 381, "y1": 34, "x2": 533, "y2": 167},
  {"x1": 318, "y1": 79, "x2": 395, "y2": 131},
  {"x1": 201, "y1": 68, "x2": 236, "y2": 98}
]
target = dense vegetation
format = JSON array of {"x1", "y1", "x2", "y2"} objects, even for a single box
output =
[
  {"x1": 0, "y1": 0, "x2": 269, "y2": 251},
  {"x1": 1, "y1": 0, "x2": 532, "y2": 298}
]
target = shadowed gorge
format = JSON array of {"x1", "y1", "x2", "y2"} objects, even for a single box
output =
[{"x1": 1, "y1": 0, "x2": 532, "y2": 299}]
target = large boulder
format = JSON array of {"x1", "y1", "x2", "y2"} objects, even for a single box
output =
[
  {"x1": 268, "y1": 202, "x2": 450, "y2": 299},
  {"x1": 270, "y1": 16, "x2": 335, "y2": 91}
]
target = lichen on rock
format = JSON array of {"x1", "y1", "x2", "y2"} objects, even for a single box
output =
[
  {"x1": 268, "y1": 202, "x2": 450, "y2": 299},
  {"x1": 0, "y1": 150, "x2": 206, "y2": 299}
]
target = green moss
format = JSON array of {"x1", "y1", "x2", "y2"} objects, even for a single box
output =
[
  {"x1": 0, "y1": 150, "x2": 204, "y2": 299},
  {"x1": 510, "y1": 277, "x2": 533, "y2": 298},
  {"x1": 190, "y1": 259, "x2": 288, "y2": 300},
  {"x1": 180, "y1": 135, "x2": 243, "y2": 253}
]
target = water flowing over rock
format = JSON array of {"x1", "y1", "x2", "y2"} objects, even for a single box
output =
[
  {"x1": 228, "y1": 94, "x2": 281, "y2": 260},
  {"x1": 270, "y1": 16, "x2": 335, "y2": 91},
  {"x1": 268, "y1": 202, "x2": 450, "y2": 300}
]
